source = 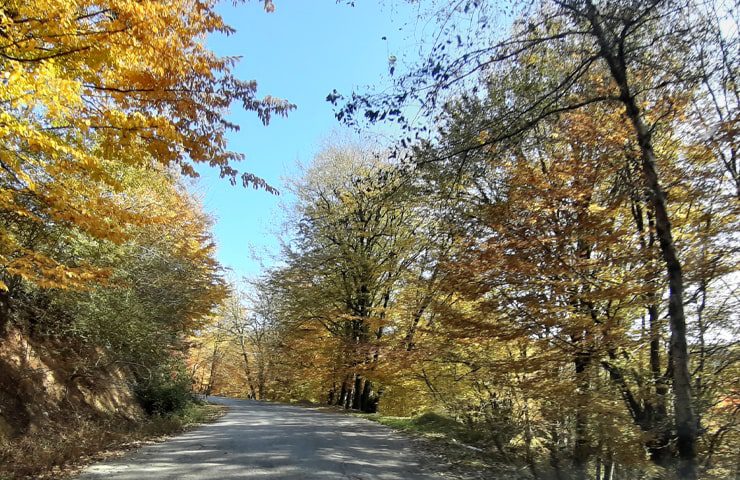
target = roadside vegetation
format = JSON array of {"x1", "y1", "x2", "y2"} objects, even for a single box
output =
[
  {"x1": 2, "y1": 1, "x2": 737, "y2": 480},
  {"x1": 0, "y1": 1, "x2": 273, "y2": 479},
  {"x1": 1, "y1": 399, "x2": 227, "y2": 479},
  {"x1": 190, "y1": 1, "x2": 739, "y2": 479},
  {"x1": 366, "y1": 412, "x2": 511, "y2": 478}
]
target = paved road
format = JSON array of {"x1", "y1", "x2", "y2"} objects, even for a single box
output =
[{"x1": 77, "y1": 397, "x2": 444, "y2": 479}]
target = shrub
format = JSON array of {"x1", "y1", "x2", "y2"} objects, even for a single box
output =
[{"x1": 134, "y1": 363, "x2": 194, "y2": 415}]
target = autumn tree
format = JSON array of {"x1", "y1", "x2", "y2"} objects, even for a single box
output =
[
  {"x1": 332, "y1": 1, "x2": 739, "y2": 477},
  {"x1": 256, "y1": 143, "x2": 435, "y2": 412},
  {"x1": 0, "y1": 0, "x2": 292, "y2": 330},
  {"x1": 189, "y1": 284, "x2": 280, "y2": 399},
  {"x1": 349, "y1": 64, "x2": 736, "y2": 478}
]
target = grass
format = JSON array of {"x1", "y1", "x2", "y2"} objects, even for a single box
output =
[
  {"x1": 141, "y1": 401, "x2": 228, "y2": 436},
  {"x1": 363, "y1": 411, "x2": 527, "y2": 479},
  {"x1": 0, "y1": 400, "x2": 227, "y2": 480},
  {"x1": 368, "y1": 411, "x2": 485, "y2": 445}
]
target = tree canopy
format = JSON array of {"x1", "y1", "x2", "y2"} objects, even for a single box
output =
[{"x1": 3, "y1": 1, "x2": 737, "y2": 480}]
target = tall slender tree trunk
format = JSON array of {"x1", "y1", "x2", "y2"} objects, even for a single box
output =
[
  {"x1": 521, "y1": 397, "x2": 539, "y2": 479},
  {"x1": 627, "y1": 100, "x2": 698, "y2": 480},
  {"x1": 256, "y1": 347, "x2": 267, "y2": 400},
  {"x1": 584, "y1": 4, "x2": 699, "y2": 477},
  {"x1": 573, "y1": 407, "x2": 590, "y2": 478},
  {"x1": 360, "y1": 379, "x2": 372, "y2": 412},
  {"x1": 603, "y1": 455, "x2": 615, "y2": 480},
  {"x1": 240, "y1": 354, "x2": 257, "y2": 399},
  {"x1": 549, "y1": 423, "x2": 566, "y2": 480},
  {"x1": 238, "y1": 340, "x2": 258, "y2": 399},
  {"x1": 572, "y1": 345, "x2": 591, "y2": 480},
  {"x1": 205, "y1": 341, "x2": 220, "y2": 396},
  {"x1": 647, "y1": 301, "x2": 672, "y2": 468},
  {"x1": 344, "y1": 375, "x2": 354, "y2": 409},
  {"x1": 630, "y1": 192, "x2": 673, "y2": 468}
]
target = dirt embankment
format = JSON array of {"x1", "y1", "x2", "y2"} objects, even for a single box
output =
[{"x1": 0, "y1": 327, "x2": 143, "y2": 478}]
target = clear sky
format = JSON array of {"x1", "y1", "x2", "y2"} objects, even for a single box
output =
[{"x1": 193, "y1": 0, "x2": 420, "y2": 280}]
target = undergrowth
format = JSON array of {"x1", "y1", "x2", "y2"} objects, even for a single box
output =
[
  {"x1": 364, "y1": 411, "x2": 527, "y2": 479},
  {"x1": 0, "y1": 401, "x2": 227, "y2": 480},
  {"x1": 369, "y1": 412, "x2": 486, "y2": 444}
]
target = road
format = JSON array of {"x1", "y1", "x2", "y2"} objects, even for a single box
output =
[{"x1": 76, "y1": 397, "x2": 445, "y2": 479}]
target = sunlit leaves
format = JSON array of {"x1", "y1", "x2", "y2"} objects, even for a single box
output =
[{"x1": 0, "y1": 0, "x2": 293, "y2": 292}]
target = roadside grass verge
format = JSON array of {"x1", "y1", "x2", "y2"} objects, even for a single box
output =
[
  {"x1": 369, "y1": 412, "x2": 485, "y2": 444},
  {"x1": 0, "y1": 400, "x2": 227, "y2": 480},
  {"x1": 364, "y1": 412, "x2": 527, "y2": 479},
  {"x1": 141, "y1": 401, "x2": 227, "y2": 437}
]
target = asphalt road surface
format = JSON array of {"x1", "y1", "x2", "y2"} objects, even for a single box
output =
[{"x1": 76, "y1": 397, "x2": 445, "y2": 479}]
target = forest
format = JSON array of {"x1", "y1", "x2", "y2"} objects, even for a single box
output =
[{"x1": 1, "y1": 1, "x2": 738, "y2": 480}]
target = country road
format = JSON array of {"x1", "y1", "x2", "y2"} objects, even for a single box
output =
[{"x1": 76, "y1": 397, "x2": 447, "y2": 479}]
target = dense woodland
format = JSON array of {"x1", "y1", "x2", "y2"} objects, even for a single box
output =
[{"x1": 1, "y1": 1, "x2": 738, "y2": 480}]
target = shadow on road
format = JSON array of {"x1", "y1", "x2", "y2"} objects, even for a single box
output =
[{"x1": 77, "y1": 397, "x2": 441, "y2": 479}]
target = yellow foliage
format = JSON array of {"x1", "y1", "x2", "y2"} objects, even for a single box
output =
[{"x1": 0, "y1": 0, "x2": 291, "y2": 291}]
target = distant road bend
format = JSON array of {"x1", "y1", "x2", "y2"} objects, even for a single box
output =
[{"x1": 77, "y1": 397, "x2": 444, "y2": 479}]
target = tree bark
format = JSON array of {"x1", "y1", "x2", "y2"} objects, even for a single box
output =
[
  {"x1": 344, "y1": 375, "x2": 354, "y2": 409},
  {"x1": 583, "y1": 3, "x2": 699, "y2": 477},
  {"x1": 360, "y1": 378, "x2": 373, "y2": 412},
  {"x1": 603, "y1": 455, "x2": 614, "y2": 480},
  {"x1": 572, "y1": 346, "x2": 591, "y2": 480},
  {"x1": 548, "y1": 424, "x2": 566, "y2": 480},
  {"x1": 205, "y1": 341, "x2": 220, "y2": 396},
  {"x1": 338, "y1": 377, "x2": 349, "y2": 407},
  {"x1": 647, "y1": 302, "x2": 672, "y2": 468},
  {"x1": 522, "y1": 398, "x2": 539, "y2": 479},
  {"x1": 352, "y1": 375, "x2": 363, "y2": 410},
  {"x1": 626, "y1": 93, "x2": 698, "y2": 480},
  {"x1": 238, "y1": 340, "x2": 258, "y2": 399},
  {"x1": 628, "y1": 191, "x2": 674, "y2": 468}
]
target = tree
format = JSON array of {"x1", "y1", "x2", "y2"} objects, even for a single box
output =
[
  {"x1": 41, "y1": 163, "x2": 228, "y2": 385},
  {"x1": 259, "y1": 143, "x2": 429, "y2": 412},
  {"x1": 1, "y1": 0, "x2": 292, "y2": 330},
  {"x1": 332, "y1": 2, "x2": 739, "y2": 477}
]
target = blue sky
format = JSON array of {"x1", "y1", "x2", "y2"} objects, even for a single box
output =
[{"x1": 193, "y1": 0, "x2": 420, "y2": 280}]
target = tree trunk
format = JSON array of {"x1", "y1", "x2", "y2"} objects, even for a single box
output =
[
  {"x1": 338, "y1": 377, "x2": 349, "y2": 407},
  {"x1": 632, "y1": 194, "x2": 673, "y2": 468},
  {"x1": 344, "y1": 375, "x2": 354, "y2": 409},
  {"x1": 205, "y1": 341, "x2": 220, "y2": 396},
  {"x1": 257, "y1": 352, "x2": 267, "y2": 400},
  {"x1": 523, "y1": 399, "x2": 539, "y2": 479},
  {"x1": 548, "y1": 424, "x2": 566, "y2": 480},
  {"x1": 359, "y1": 379, "x2": 371, "y2": 411},
  {"x1": 603, "y1": 455, "x2": 614, "y2": 480},
  {"x1": 352, "y1": 375, "x2": 363, "y2": 410},
  {"x1": 238, "y1": 340, "x2": 258, "y2": 399},
  {"x1": 584, "y1": 4, "x2": 699, "y2": 477},
  {"x1": 630, "y1": 100, "x2": 697, "y2": 480},
  {"x1": 367, "y1": 386, "x2": 383, "y2": 414},
  {"x1": 647, "y1": 302, "x2": 672, "y2": 468},
  {"x1": 573, "y1": 347, "x2": 591, "y2": 480}
]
